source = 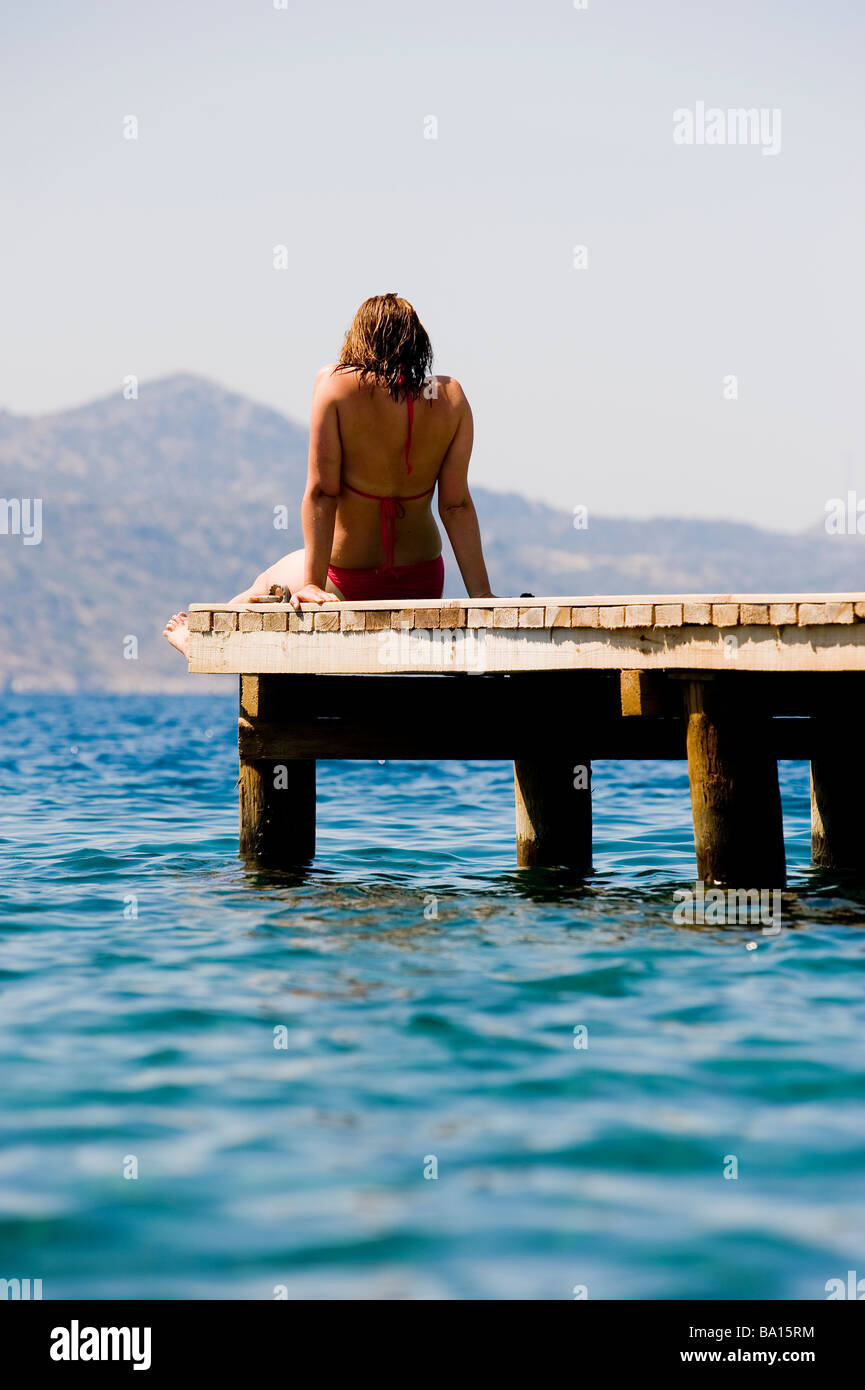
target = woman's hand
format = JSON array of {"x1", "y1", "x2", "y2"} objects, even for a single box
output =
[{"x1": 289, "y1": 584, "x2": 339, "y2": 609}]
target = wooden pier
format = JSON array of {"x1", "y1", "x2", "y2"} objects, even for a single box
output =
[{"x1": 187, "y1": 594, "x2": 865, "y2": 883}]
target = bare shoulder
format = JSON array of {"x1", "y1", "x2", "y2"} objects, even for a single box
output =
[
  {"x1": 312, "y1": 363, "x2": 348, "y2": 400},
  {"x1": 429, "y1": 375, "x2": 469, "y2": 411}
]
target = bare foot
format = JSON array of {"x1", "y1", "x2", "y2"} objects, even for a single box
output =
[{"x1": 163, "y1": 611, "x2": 190, "y2": 658}]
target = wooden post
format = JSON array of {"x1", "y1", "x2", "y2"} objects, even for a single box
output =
[
  {"x1": 238, "y1": 676, "x2": 315, "y2": 866},
  {"x1": 684, "y1": 679, "x2": 786, "y2": 886},
  {"x1": 811, "y1": 718, "x2": 864, "y2": 870},
  {"x1": 514, "y1": 757, "x2": 592, "y2": 871}
]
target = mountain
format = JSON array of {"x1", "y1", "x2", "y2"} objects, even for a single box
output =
[{"x1": 1, "y1": 373, "x2": 861, "y2": 691}]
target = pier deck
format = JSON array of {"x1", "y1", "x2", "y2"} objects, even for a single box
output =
[{"x1": 188, "y1": 594, "x2": 865, "y2": 882}]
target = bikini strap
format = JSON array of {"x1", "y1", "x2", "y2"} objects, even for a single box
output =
[
  {"x1": 396, "y1": 371, "x2": 414, "y2": 475},
  {"x1": 342, "y1": 480, "x2": 434, "y2": 503},
  {"x1": 341, "y1": 479, "x2": 435, "y2": 571}
]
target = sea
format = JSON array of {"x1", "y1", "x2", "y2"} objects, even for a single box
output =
[{"x1": 1, "y1": 692, "x2": 863, "y2": 1300}]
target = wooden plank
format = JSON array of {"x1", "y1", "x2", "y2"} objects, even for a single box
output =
[
  {"x1": 545, "y1": 605, "x2": 572, "y2": 627},
  {"x1": 654, "y1": 604, "x2": 683, "y2": 627},
  {"x1": 769, "y1": 603, "x2": 797, "y2": 625},
  {"x1": 571, "y1": 606, "x2": 600, "y2": 627},
  {"x1": 238, "y1": 714, "x2": 678, "y2": 760},
  {"x1": 189, "y1": 624, "x2": 865, "y2": 675},
  {"x1": 239, "y1": 674, "x2": 261, "y2": 720},
  {"x1": 620, "y1": 671, "x2": 666, "y2": 718},
  {"x1": 493, "y1": 607, "x2": 519, "y2": 629},
  {"x1": 625, "y1": 604, "x2": 653, "y2": 626},
  {"x1": 272, "y1": 672, "x2": 619, "y2": 714},
  {"x1": 365, "y1": 610, "x2": 391, "y2": 631},
  {"x1": 439, "y1": 603, "x2": 467, "y2": 629},
  {"x1": 413, "y1": 608, "x2": 441, "y2": 629},
  {"x1": 683, "y1": 602, "x2": 712, "y2": 625},
  {"x1": 740, "y1": 603, "x2": 770, "y2": 625},
  {"x1": 671, "y1": 671, "x2": 865, "y2": 717},
  {"x1": 518, "y1": 607, "x2": 545, "y2": 628},
  {"x1": 799, "y1": 602, "x2": 854, "y2": 626},
  {"x1": 237, "y1": 715, "x2": 815, "y2": 762},
  {"x1": 467, "y1": 608, "x2": 491, "y2": 628},
  {"x1": 712, "y1": 604, "x2": 739, "y2": 627}
]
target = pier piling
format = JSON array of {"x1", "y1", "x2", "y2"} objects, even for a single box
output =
[
  {"x1": 684, "y1": 678, "x2": 786, "y2": 887},
  {"x1": 238, "y1": 676, "x2": 315, "y2": 866},
  {"x1": 810, "y1": 717, "x2": 864, "y2": 871},
  {"x1": 514, "y1": 757, "x2": 592, "y2": 871}
]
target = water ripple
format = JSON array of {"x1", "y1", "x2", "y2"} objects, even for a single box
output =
[{"x1": 0, "y1": 694, "x2": 863, "y2": 1298}]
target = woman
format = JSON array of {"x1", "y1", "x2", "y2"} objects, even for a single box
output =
[{"x1": 164, "y1": 293, "x2": 494, "y2": 656}]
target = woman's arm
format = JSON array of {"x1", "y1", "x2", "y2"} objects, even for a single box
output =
[
  {"x1": 291, "y1": 369, "x2": 342, "y2": 607},
  {"x1": 437, "y1": 386, "x2": 495, "y2": 598}
]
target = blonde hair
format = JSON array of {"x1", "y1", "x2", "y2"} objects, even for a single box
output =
[{"x1": 335, "y1": 293, "x2": 433, "y2": 401}]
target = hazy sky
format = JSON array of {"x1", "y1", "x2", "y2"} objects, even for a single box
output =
[{"x1": 2, "y1": 0, "x2": 863, "y2": 529}]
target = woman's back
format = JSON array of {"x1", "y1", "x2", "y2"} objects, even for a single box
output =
[
  {"x1": 332, "y1": 366, "x2": 462, "y2": 495},
  {"x1": 323, "y1": 366, "x2": 466, "y2": 570}
]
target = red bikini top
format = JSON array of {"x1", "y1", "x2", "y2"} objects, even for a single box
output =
[{"x1": 342, "y1": 381, "x2": 434, "y2": 571}]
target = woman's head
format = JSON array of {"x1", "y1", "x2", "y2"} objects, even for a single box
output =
[{"x1": 336, "y1": 294, "x2": 432, "y2": 400}]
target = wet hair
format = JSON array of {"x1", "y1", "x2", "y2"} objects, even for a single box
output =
[{"x1": 335, "y1": 293, "x2": 433, "y2": 401}]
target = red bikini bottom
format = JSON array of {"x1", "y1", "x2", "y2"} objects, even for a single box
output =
[{"x1": 327, "y1": 555, "x2": 445, "y2": 601}]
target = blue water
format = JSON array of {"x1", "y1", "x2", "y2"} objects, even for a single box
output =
[{"x1": 1, "y1": 693, "x2": 864, "y2": 1300}]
